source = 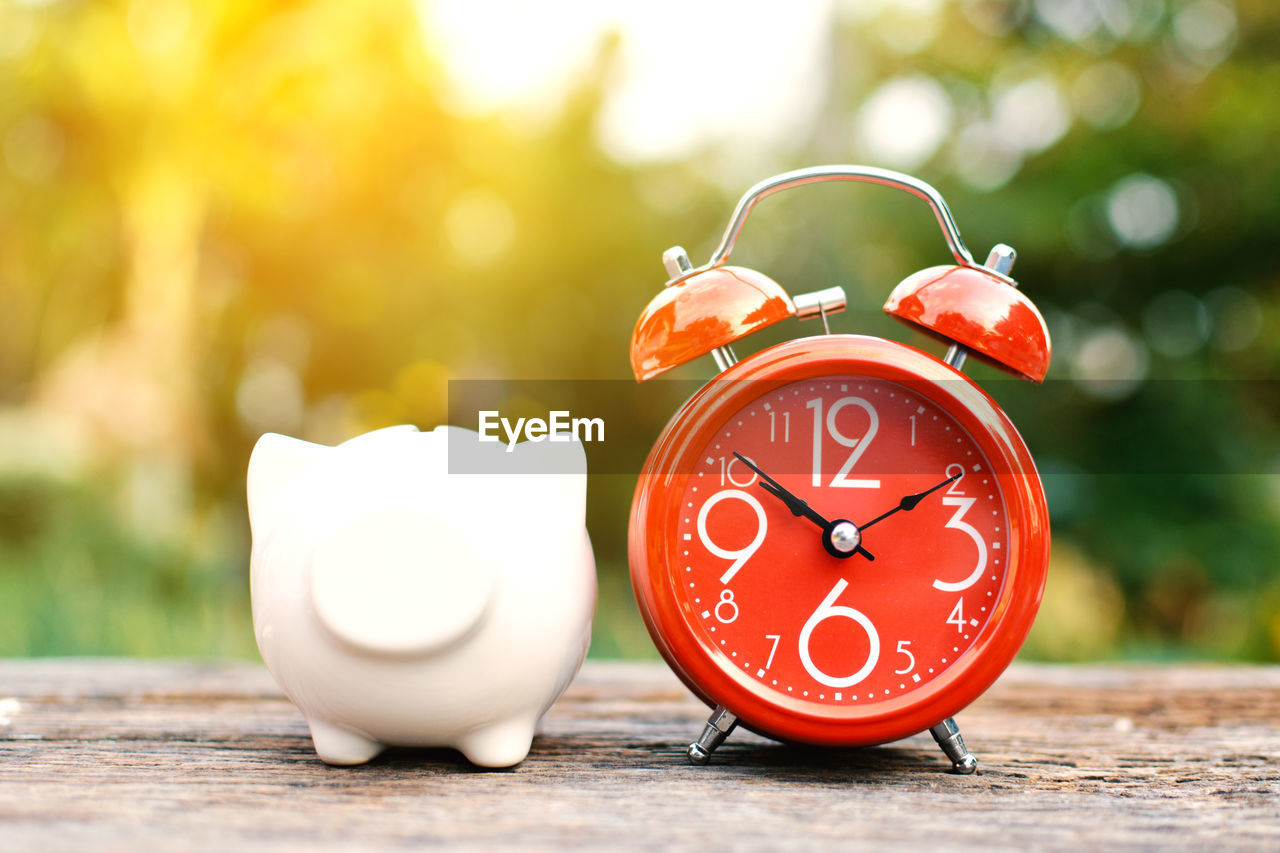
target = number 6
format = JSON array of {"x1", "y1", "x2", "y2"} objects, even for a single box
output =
[{"x1": 798, "y1": 578, "x2": 880, "y2": 688}]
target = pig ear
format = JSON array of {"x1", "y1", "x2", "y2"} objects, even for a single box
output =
[
  {"x1": 510, "y1": 437, "x2": 588, "y2": 526},
  {"x1": 247, "y1": 433, "x2": 330, "y2": 536}
]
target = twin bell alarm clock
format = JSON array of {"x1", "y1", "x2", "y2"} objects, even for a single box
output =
[{"x1": 627, "y1": 166, "x2": 1052, "y2": 773}]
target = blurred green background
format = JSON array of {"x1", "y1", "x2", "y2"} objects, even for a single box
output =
[{"x1": 1, "y1": 0, "x2": 1277, "y2": 662}]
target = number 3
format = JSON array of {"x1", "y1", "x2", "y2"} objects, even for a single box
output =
[{"x1": 931, "y1": 495, "x2": 988, "y2": 592}]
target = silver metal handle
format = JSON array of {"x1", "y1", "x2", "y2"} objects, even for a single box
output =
[{"x1": 707, "y1": 165, "x2": 976, "y2": 269}]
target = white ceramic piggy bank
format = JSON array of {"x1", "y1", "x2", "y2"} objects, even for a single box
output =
[{"x1": 247, "y1": 424, "x2": 595, "y2": 767}]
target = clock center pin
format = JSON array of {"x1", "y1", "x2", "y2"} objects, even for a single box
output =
[{"x1": 828, "y1": 521, "x2": 861, "y2": 555}]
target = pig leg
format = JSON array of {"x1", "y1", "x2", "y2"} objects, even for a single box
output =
[
  {"x1": 457, "y1": 716, "x2": 537, "y2": 768},
  {"x1": 308, "y1": 719, "x2": 384, "y2": 766}
]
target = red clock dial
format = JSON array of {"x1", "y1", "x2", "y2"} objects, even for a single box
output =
[
  {"x1": 678, "y1": 373, "x2": 1006, "y2": 708},
  {"x1": 630, "y1": 336, "x2": 1049, "y2": 747}
]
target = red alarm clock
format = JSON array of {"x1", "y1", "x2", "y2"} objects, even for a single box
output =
[{"x1": 628, "y1": 166, "x2": 1051, "y2": 773}]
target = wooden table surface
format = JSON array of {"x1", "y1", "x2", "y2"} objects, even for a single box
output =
[{"x1": 1, "y1": 659, "x2": 1278, "y2": 850}]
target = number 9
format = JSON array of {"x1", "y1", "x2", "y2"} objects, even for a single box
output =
[{"x1": 696, "y1": 490, "x2": 767, "y2": 585}]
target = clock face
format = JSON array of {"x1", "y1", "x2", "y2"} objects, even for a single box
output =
[
  {"x1": 674, "y1": 375, "x2": 1008, "y2": 708},
  {"x1": 630, "y1": 335, "x2": 1049, "y2": 747}
]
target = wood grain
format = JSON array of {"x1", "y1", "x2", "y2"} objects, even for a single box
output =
[{"x1": 1, "y1": 659, "x2": 1277, "y2": 850}]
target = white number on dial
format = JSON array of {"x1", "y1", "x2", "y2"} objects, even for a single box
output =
[
  {"x1": 893, "y1": 640, "x2": 916, "y2": 675},
  {"x1": 714, "y1": 589, "x2": 739, "y2": 624},
  {"x1": 931, "y1": 493, "x2": 989, "y2": 592},
  {"x1": 717, "y1": 456, "x2": 757, "y2": 488},
  {"x1": 768, "y1": 410, "x2": 790, "y2": 442},
  {"x1": 805, "y1": 396, "x2": 880, "y2": 489},
  {"x1": 798, "y1": 578, "x2": 880, "y2": 687},
  {"x1": 763, "y1": 633, "x2": 781, "y2": 670},
  {"x1": 696, "y1": 489, "x2": 767, "y2": 585}
]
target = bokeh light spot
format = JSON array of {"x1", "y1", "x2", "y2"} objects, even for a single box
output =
[
  {"x1": 1106, "y1": 174, "x2": 1179, "y2": 249},
  {"x1": 251, "y1": 316, "x2": 311, "y2": 371},
  {"x1": 855, "y1": 76, "x2": 953, "y2": 170},
  {"x1": 1033, "y1": 0, "x2": 1100, "y2": 42},
  {"x1": 1173, "y1": 0, "x2": 1237, "y2": 68},
  {"x1": 950, "y1": 120, "x2": 1021, "y2": 192},
  {"x1": 959, "y1": 0, "x2": 1027, "y2": 36},
  {"x1": 127, "y1": 0, "x2": 192, "y2": 58},
  {"x1": 1072, "y1": 61, "x2": 1141, "y2": 130},
  {"x1": 1203, "y1": 286, "x2": 1262, "y2": 352},
  {"x1": 860, "y1": 0, "x2": 945, "y2": 55},
  {"x1": 236, "y1": 359, "x2": 305, "y2": 435},
  {"x1": 1071, "y1": 324, "x2": 1149, "y2": 399},
  {"x1": 992, "y1": 76, "x2": 1071, "y2": 155},
  {"x1": 445, "y1": 188, "x2": 515, "y2": 268}
]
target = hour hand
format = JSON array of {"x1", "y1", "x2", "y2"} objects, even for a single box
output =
[
  {"x1": 734, "y1": 453, "x2": 874, "y2": 561},
  {"x1": 733, "y1": 453, "x2": 826, "y2": 527},
  {"x1": 757, "y1": 479, "x2": 827, "y2": 528}
]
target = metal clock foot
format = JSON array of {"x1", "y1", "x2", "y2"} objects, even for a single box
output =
[
  {"x1": 929, "y1": 717, "x2": 979, "y2": 774},
  {"x1": 687, "y1": 706, "x2": 738, "y2": 765}
]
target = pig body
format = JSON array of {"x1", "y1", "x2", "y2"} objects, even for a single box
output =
[{"x1": 247, "y1": 425, "x2": 595, "y2": 767}]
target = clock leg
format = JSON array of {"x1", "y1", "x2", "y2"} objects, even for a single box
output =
[
  {"x1": 687, "y1": 705, "x2": 738, "y2": 765},
  {"x1": 929, "y1": 717, "x2": 979, "y2": 774}
]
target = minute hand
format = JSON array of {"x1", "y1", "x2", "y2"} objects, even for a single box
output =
[{"x1": 858, "y1": 472, "x2": 961, "y2": 531}]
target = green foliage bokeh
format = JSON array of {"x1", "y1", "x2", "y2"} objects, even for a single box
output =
[{"x1": 0, "y1": 0, "x2": 1277, "y2": 661}]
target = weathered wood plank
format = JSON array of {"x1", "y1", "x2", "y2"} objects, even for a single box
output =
[{"x1": 1, "y1": 660, "x2": 1277, "y2": 850}]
